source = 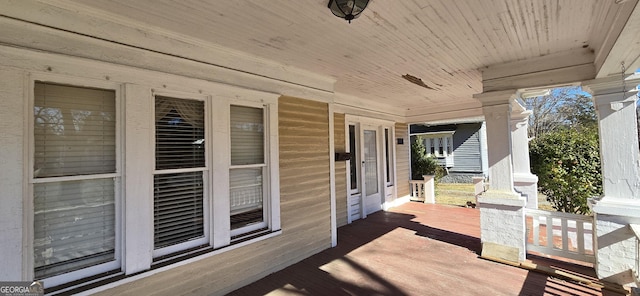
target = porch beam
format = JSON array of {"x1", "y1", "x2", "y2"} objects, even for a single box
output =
[{"x1": 481, "y1": 48, "x2": 596, "y2": 92}]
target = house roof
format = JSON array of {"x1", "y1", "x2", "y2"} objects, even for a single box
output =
[{"x1": 17, "y1": 0, "x2": 640, "y2": 122}]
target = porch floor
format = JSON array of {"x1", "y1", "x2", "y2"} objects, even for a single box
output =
[{"x1": 229, "y1": 202, "x2": 624, "y2": 296}]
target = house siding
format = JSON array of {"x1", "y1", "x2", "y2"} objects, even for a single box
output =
[
  {"x1": 395, "y1": 123, "x2": 410, "y2": 197},
  {"x1": 334, "y1": 113, "x2": 348, "y2": 227},
  {"x1": 450, "y1": 123, "x2": 483, "y2": 174}
]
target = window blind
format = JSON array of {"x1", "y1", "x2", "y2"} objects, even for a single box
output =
[
  {"x1": 33, "y1": 82, "x2": 116, "y2": 279},
  {"x1": 230, "y1": 105, "x2": 263, "y2": 165},
  {"x1": 153, "y1": 172, "x2": 204, "y2": 248},
  {"x1": 154, "y1": 96, "x2": 206, "y2": 250},
  {"x1": 34, "y1": 83, "x2": 116, "y2": 178},
  {"x1": 155, "y1": 96, "x2": 205, "y2": 170}
]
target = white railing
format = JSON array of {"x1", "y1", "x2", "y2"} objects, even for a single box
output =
[
  {"x1": 409, "y1": 176, "x2": 435, "y2": 203},
  {"x1": 409, "y1": 180, "x2": 426, "y2": 201},
  {"x1": 630, "y1": 224, "x2": 640, "y2": 284},
  {"x1": 525, "y1": 208, "x2": 595, "y2": 263}
]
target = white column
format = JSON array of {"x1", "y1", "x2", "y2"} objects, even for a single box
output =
[
  {"x1": 583, "y1": 75, "x2": 640, "y2": 285},
  {"x1": 474, "y1": 90, "x2": 526, "y2": 262},
  {"x1": 422, "y1": 175, "x2": 435, "y2": 204},
  {"x1": 510, "y1": 100, "x2": 538, "y2": 209}
]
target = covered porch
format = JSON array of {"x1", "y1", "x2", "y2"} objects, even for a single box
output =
[
  {"x1": 1, "y1": 1, "x2": 640, "y2": 294},
  {"x1": 231, "y1": 202, "x2": 623, "y2": 296}
]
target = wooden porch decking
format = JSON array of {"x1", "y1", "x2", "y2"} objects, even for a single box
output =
[{"x1": 230, "y1": 202, "x2": 623, "y2": 296}]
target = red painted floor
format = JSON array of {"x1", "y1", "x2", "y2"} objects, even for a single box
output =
[{"x1": 229, "y1": 202, "x2": 624, "y2": 296}]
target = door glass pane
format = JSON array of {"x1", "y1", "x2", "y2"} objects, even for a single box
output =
[
  {"x1": 364, "y1": 130, "x2": 378, "y2": 195},
  {"x1": 349, "y1": 125, "x2": 358, "y2": 191},
  {"x1": 384, "y1": 128, "x2": 390, "y2": 183}
]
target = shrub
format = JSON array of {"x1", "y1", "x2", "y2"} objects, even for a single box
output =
[{"x1": 529, "y1": 127, "x2": 601, "y2": 215}]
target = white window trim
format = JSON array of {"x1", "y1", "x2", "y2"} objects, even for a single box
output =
[{"x1": 25, "y1": 72, "x2": 124, "y2": 288}]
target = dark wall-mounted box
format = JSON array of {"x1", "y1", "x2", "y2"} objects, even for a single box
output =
[{"x1": 335, "y1": 152, "x2": 351, "y2": 161}]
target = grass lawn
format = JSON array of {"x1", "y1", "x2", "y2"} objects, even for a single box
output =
[{"x1": 435, "y1": 183, "x2": 555, "y2": 211}]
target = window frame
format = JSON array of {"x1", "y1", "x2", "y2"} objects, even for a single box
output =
[
  {"x1": 227, "y1": 102, "x2": 271, "y2": 238},
  {"x1": 25, "y1": 74, "x2": 124, "y2": 288},
  {"x1": 151, "y1": 92, "x2": 211, "y2": 258}
]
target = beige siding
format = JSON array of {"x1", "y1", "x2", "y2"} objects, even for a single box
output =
[
  {"x1": 97, "y1": 96, "x2": 331, "y2": 296},
  {"x1": 334, "y1": 113, "x2": 348, "y2": 227},
  {"x1": 395, "y1": 123, "x2": 410, "y2": 197}
]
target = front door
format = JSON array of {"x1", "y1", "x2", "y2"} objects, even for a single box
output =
[{"x1": 362, "y1": 127, "x2": 382, "y2": 215}]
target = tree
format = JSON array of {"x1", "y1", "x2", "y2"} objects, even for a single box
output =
[
  {"x1": 410, "y1": 136, "x2": 444, "y2": 181},
  {"x1": 523, "y1": 87, "x2": 595, "y2": 139},
  {"x1": 529, "y1": 127, "x2": 601, "y2": 214},
  {"x1": 526, "y1": 86, "x2": 601, "y2": 214}
]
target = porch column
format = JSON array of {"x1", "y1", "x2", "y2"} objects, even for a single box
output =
[
  {"x1": 474, "y1": 90, "x2": 527, "y2": 262},
  {"x1": 510, "y1": 100, "x2": 538, "y2": 209},
  {"x1": 583, "y1": 75, "x2": 640, "y2": 285}
]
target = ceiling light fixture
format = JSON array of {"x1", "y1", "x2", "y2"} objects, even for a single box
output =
[{"x1": 328, "y1": 0, "x2": 370, "y2": 23}]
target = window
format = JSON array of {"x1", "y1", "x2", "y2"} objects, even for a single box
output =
[
  {"x1": 423, "y1": 134, "x2": 453, "y2": 158},
  {"x1": 32, "y1": 82, "x2": 120, "y2": 285},
  {"x1": 24, "y1": 70, "x2": 280, "y2": 290},
  {"x1": 229, "y1": 105, "x2": 266, "y2": 235},
  {"x1": 153, "y1": 96, "x2": 208, "y2": 256}
]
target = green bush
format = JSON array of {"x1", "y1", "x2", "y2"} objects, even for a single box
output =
[
  {"x1": 529, "y1": 127, "x2": 601, "y2": 215},
  {"x1": 411, "y1": 136, "x2": 445, "y2": 181}
]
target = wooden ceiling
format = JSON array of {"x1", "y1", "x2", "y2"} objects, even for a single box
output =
[{"x1": 56, "y1": 0, "x2": 640, "y2": 120}]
